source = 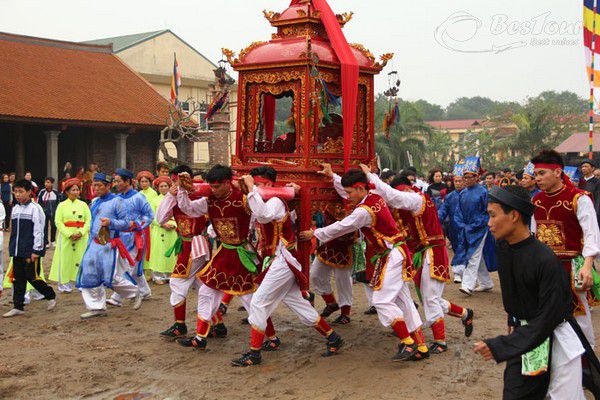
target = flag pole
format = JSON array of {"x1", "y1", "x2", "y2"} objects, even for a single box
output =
[{"x1": 589, "y1": 0, "x2": 598, "y2": 160}]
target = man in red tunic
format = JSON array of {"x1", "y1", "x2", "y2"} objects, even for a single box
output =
[
  {"x1": 310, "y1": 163, "x2": 356, "y2": 324},
  {"x1": 369, "y1": 168, "x2": 474, "y2": 354},
  {"x1": 175, "y1": 165, "x2": 278, "y2": 351},
  {"x1": 300, "y1": 169, "x2": 425, "y2": 361},
  {"x1": 231, "y1": 167, "x2": 343, "y2": 367},
  {"x1": 531, "y1": 150, "x2": 600, "y2": 347},
  {"x1": 156, "y1": 165, "x2": 217, "y2": 340}
]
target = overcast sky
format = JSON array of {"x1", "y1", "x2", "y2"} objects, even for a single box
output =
[{"x1": 0, "y1": 0, "x2": 587, "y2": 106}]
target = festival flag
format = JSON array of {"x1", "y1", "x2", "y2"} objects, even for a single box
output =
[
  {"x1": 170, "y1": 53, "x2": 181, "y2": 107},
  {"x1": 584, "y1": 0, "x2": 598, "y2": 158}
]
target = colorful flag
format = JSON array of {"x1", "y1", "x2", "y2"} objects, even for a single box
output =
[
  {"x1": 584, "y1": 0, "x2": 597, "y2": 158},
  {"x1": 170, "y1": 53, "x2": 181, "y2": 106}
]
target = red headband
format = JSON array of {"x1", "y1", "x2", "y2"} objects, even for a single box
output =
[
  {"x1": 63, "y1": 178, "x2": 81, "y2": 192},
  {"x1": 533, "y1": 163, "x2": 574, "y2": 189},
  {"x1": 533, "y1": 163, "x2": 562, "y2": 171},
  {"x1": 351, "y1": 182, "x2": 375, "y2": 190},
  {"x1": 253, "y1": 176, "x2": 274, "y2": 184}
]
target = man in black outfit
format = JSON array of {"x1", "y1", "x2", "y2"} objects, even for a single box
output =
[
  {"x1": 580, "y1": 160, "x2": 600, "y2": 224},
  {"x1": 473, "y1": 185, "x2": 599, "y2": 399}
]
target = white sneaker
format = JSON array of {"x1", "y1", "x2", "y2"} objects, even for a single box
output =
[
  {"x1": 106, "y1": 298, "x2": 123, "y2": 307},
  {"x1": 453, "y1": 275, "x2": 462, "y2": 284},
  {"x1": 3, "y1": 308, "x2": 25, "y2": 318},
  {"x1": 132, "y1": 293, "x2": 143, "y2": 310},
  {"x1": 459, "y1": 287, "x2": 473, "y2": 296},
  {"x1": 142, "y1": 293, "x2": 152, "y2": 300},
  {"x1": 47, "y1": 299, "x2": 57, "y2": 311},
  {"x1": 80, "y1": 310, "x2": 108, "y2": 320},
  {"x1": 474, "y1": 285, "x2": 494, "y2": 292}
]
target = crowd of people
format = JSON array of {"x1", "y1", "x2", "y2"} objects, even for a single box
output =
[{"x1": 2, "y1": 152, "x2": 600, "y2": 398}]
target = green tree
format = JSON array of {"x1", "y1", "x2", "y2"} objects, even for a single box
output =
[
  {"x1": 375, "y1": 100, "x2": 430, "y2": 172},
  {"x1": 423, "y1": 130, "x2": 455, "y2": 171},
  {"x1": 413, "y1": 99, "x2": 446, "y2": 121}
]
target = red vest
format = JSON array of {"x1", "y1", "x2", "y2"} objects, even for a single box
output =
[
  {"x1": 358, "y1": 193, "x2": 412, "y2": 289},
  {"x1": 393, "y1": 187, "x2": 450, "y2": 282},
  {"x1": 207, "y1": 188, "x2": 251, "y2": 246},
  {"x1": 171, "y1": 205, "x2": 208, "y2": 278},
  {"x1": 533, "y1": 185, "x2": 586, "y2": 260},
  {"x1": 198, "y1": 188, "x2": 256, "y2": 295},
  {"x1": 316, "y1": 203, "x2": 355, "y2": 268}
]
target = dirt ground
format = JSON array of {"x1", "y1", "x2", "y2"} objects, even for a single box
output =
[{"x1": 0, "y1": 231, "x2": 598, "y2": 400}]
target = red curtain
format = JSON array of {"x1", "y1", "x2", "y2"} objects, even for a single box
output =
[
  {"x1": 312, "y1": 0, "x2": 358, "y2": 171},
  {"x1": 262, "y1": 94, "x2": 276, "y2": 142}
]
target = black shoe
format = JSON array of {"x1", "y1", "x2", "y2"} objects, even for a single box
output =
[
  {"x1": 209, "y1": 323, "x2": 228, "y2": 338},
  {"x1": 392, "y1": 343, "x2": 418, "y2": 362},
  {"x1": 462, "y1": 308, "x2": 474, "y2": 337},
  {"x1": 414, "y1": 301, "x2": 419, "y2": 310},
  {"x1": 332, "y1": 314, "x2": 351, "y2": 325},
  {"x1": 176, "y1": 336, "x2": 207, "y2": 350},
  {"x1": 237, "y1": 306, "x2": 246, "y2": 312},
  {"x1": 322, "y1": 332, "x2": 344, "y2": 357},
  {"x1": 241, "y1": 317, "x2": 249, "y2": 325},
  {"x1": 364, "y1": 306, "x2": 377, "y2": 315},
  {"x1": 231, "y1": 350, "x2": 262, "y2": 367},
  {"x1": 430, "y1": 342, "x2": 448, "y2": 354},
  {"x1": 413, "y1": 347, "x2": 430, "y2": 361},
  {"x1": 219, "y1": 303, "x2": 228, "y2": 315},
  {"x1": 262, "y1": 336, "x2": 281, "y2": 351},
  {"x1": 160, "y1": 322, "x2": 187, "y2": 340},
  {"x1": 304, "y1": 291, "x2": 315, "y2": 307},
  {"x1": 321, "y1": 303, "x2": 340, "y2": 318}
]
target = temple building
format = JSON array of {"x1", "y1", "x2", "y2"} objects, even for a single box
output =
[{"x1": 0, "y1": 32, "x2": 170, "y2": 181}]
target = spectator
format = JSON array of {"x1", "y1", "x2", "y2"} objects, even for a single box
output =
[
  {"x1": 579, "y1": 160, "x2": 600, "y2": 225},
  {"x1": 3, "y1": 179, "x2": 56, "y2": 318},
  {"x1": 483, "y1": 172, "x2": 496, "y2": 191},
  {"x1": 156, "y1": 162, "x2": 170, "y2": 177},
  {"x1": 37, "y1": 177, "x2": 62, "y2": 248},
  {"x1": 426, "y1": 168, "x2": 448, "y2": 210},
  {"x1": 1, "y1": 173, "x2": 12, "y2": 231},
  {"x1": 24, "y1": 171, "x2": 38, "y2": 195}
]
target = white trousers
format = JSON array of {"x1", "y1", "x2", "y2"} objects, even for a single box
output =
[
  {"x1": 575, "y1": 291, "x2": 596, "y2": 348},
  {"x1": 310, "y1": 258, "x2": 353, "y2": 307},
  {"x1": 363, "y1": 284, "x2": 374, "y2": 307},
  {"x1": 81, "y1": 274, "x2": 139, "y2": 311},
  {"x1": 421, "y1": 252, "x2": 450, "y2": 326},
  {"x1": 461, "y1": 232, "x2": 493, "y2": 292},
  {"x1": 394, "y1": 283, "x2": 423, "y2": 333},
  {"x1": 452, "y1": 264, "x2": 465, "y2": 277},
  {"x1": 546, "y1": 322, "x2": 585, "y2": 399},
  {"x1": 196, "y1": 283, "x2": 252, "y2": 322},
  {"x1": 371, "y1": 248, "x2": 422, "y2": 329},
  {"x1": 248, "y1": 256, "x2": 319, "y2": 331},
  {"x1": 111, "y1": 250, "x2": 151, "y2": 303},
  {"x1": 169, "y1": 256, "x2": 206, "y2": 307}
]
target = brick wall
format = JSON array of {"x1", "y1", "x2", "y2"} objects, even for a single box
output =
[{"x1": 89, "y1": 129, "x2": 160, "y2": 174}]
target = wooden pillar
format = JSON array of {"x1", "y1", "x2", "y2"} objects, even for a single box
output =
[
  {"x1": 45, "y1": 130, "x2": 60, "y2": 182},
  {"x1": 15, "y1": 124, "x2": 25, "y2": 177},
  {"x1": 114, "y1": 132, "x2": 128, "y2": 169}
]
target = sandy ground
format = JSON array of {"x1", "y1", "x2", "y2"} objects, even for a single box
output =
[{"x1": 0, "y1": 231, "x2": 598, "y2": 400}]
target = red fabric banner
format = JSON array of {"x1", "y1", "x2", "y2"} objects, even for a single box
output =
[{"x1": 312, "y1": 0, "x2": 359, "y2": 171}]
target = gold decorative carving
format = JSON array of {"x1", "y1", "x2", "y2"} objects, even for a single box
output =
[
  {"x1": 262, "y1": 10, "x2": 281, "y2": 22},
  {"x1": 296, "y1": 9, "x2": 307, "y2": 17},
  {"x1": 222, "y1": 48, "x2": 239, "y2": 65},
  {"x1": 321, "y1": 137, "x2": 344, "y2": 153},
  {"x1": 349, "y1": 43, "x2": 375, "y2": 62},
  {"x1": 374, "y1": 53, "x2": 394, "y2": 69},
  {"x1": 239, "y1": 41, "x2": 267, "y2": 61},
  {"x1": 336, "y1": 12, "x2": 354, "y2": 26}
]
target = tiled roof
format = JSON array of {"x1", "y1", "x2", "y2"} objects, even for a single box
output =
[
  {"x1": 83, "y1": 30, "x2": 168, "y2": 52},
  {"x1": 556, "y1": 132, "x2": 600, "y2": 153},
  {"x1": 0, "y1": 32, "x2": 170, "y2": 127},
  {"x1": 426, "y1": 119, "x2": 482, "y2": 130}
]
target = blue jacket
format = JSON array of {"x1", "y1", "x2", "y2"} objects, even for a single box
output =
[{"x1": 9, "y1": 200, "x2": 46, "y2": 258}]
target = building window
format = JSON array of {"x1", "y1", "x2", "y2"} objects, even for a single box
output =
[{"x1": 193, "y1": 141, "x2": 210, "y2": 163}]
